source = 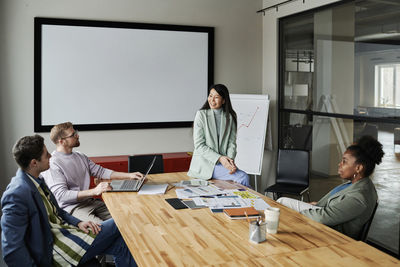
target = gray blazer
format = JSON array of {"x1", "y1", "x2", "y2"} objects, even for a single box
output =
[
  {"x1": 187, "y1": 109, "x2": 237, "y2": 180},
  {"x1": 301, "y1": 178, "x2": 377, "y2": 239}
]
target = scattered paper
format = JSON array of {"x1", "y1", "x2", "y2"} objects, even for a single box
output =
[
  {"x1": 244, "y1": 198, "x2": 270, "y2": 210},
  {"x1": 231, "y1": 190, "x2": 259, "y2": 199},
  {"x1": 175, "y1": 185, "x2": 225, "y2": 198},
  {"x1": 138, "y1": 184, "x2": 168, "y2": 195},
  {"x1": 179, "y1": 179, "x2": 208, "y2": 187}
]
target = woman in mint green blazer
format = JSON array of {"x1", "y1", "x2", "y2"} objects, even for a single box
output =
[
  {"x1": 187, "y1": 84, "x2": 249, "y2": 186},
  {"x1": 277, "y1": 136, "x2": 384, "y2": 239}
]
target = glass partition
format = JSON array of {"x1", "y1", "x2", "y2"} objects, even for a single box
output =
[
  {"x1": 279, "y1": 0, "x2": 400, "y2": 255},
  {"x1": 280, "y1": 0, "x2": 400, "y2": 118}
]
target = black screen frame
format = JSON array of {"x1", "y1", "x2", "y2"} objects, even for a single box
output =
[{"x1": 34, "y1": 17, "x2": 214, "y2": 132}]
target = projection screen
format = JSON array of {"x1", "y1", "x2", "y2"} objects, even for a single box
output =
[{"x1": 34, "y1": 18, "x2": 214, "y2": 132}]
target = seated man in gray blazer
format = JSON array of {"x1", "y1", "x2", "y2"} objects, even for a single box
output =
[{"x1": 277, "y1": 136, "x2": 384, "y2": 239}]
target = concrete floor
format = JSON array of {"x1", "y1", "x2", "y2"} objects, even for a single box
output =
[{"x1": 368, "y1": 130, "x2": 400, "y2": 255}]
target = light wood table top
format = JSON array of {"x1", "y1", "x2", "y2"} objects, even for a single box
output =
[
  {"x1": 102, "y1": 172, "x2": 399, "y2": 266},
  {"x1": 264, "y1": 241, "x2": 400, "y2": 266}
]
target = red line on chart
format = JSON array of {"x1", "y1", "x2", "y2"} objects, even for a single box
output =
[{"x1": 238, "y1": 106, "x2": 260, "y2": 131}]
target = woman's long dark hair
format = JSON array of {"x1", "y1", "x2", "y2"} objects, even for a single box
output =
[{"x1": 200, "y1": 84, "x2": 237, "y2": 140}]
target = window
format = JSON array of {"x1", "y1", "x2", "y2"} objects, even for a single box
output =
[{"x1": 375, "y1": 64, "x2": 400, "y2": 107}]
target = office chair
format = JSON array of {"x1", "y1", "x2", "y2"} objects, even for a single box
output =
[
  {"x1": 128, "y1": 154, "x2": 164, "y2": 174},
  {"x1": 358, "y1": 201, "x2": 379, "y2": 242},
  {"x1": 264, "y1": 149, "x2": 310, "y2": 201},
  {"x1": 78, "y1": 258, "x2": 101, "y2": 267}
]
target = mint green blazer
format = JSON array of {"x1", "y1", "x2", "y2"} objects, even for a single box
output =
[
  {"x1": 301, "y1": 177, "x2": 377, "y2": 239},
  {"x1": 187, "y1": 109, "x2": 237, "y2": 180}
]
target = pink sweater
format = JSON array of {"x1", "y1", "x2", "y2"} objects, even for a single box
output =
[{"x1": 42, "y1": 151, "x2": 113, "y2": 212}]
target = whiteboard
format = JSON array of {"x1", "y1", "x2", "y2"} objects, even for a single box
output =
[{"x1": 231, "y1": 94, "x2": 269, "y2": 175}]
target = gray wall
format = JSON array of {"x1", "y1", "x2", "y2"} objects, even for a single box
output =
[
  {"x1": 0, "y1": 0, "x2": 263, "y2": 194},
  {"x1": 0, "y1": 0, "x2": 346, "y2": 194}
]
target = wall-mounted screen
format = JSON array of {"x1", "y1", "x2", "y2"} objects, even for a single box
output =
[{"x1": 34, "y1": 17, "x2": 214, "y2": 132}]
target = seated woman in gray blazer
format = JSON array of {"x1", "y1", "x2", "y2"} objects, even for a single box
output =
[
  {"x1": 277, "y1": 135, "x2": 384, "y2": 239},
  {"x1": 187, "y1": 84, "x2": 250, "y2": 186}
]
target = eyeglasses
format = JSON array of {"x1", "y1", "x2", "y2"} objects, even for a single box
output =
[{"x1": 62, "y1": 130, "x2": 79, "y2": 139}]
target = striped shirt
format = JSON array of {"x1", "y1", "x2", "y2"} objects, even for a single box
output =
[{"x1": 28, "y1": 174, "x2": 96, "y2": 266}]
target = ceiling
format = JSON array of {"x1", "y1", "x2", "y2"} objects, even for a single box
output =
[
  {"x1": 356, "y1": 0, "x2": 400, "y2": 42},
  {"x1": 282, "y1": 0, "x2": 400, "y2": 52}
]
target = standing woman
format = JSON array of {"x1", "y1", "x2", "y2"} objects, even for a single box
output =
[{"x1": 187, "y1": 84, "x2": 250, "y2": 186}]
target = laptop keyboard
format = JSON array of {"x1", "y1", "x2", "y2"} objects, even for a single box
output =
[{"x1": 120, "y1": 180, "x2": 139, "y2": 190}]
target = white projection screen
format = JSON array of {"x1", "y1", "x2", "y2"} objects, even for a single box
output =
[{"x1": 34, "y1": 18, "x2": 214, "y2": 132}]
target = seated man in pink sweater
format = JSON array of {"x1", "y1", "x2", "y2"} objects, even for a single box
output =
[{"x1": 43, "y1": 122, "x2": 143, "y2": 223}]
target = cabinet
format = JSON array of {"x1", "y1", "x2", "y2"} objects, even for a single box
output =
[{"x1": 162, "y1": 152, "x2": 192, "y2": 172}]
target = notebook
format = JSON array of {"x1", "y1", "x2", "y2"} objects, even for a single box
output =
[
  {"x1": 109, "y1": 156, "x2": 156, "y2": 192},
  {"x1": 223, "y1": 207, "x2": 259, "y2": 220}
]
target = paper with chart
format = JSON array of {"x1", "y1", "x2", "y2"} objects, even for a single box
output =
[
  {"x1": 175, "y1": 185, "x2": 225, "y2": 199},
  {"x1": 231, "y1": 94, "x2": 269, "y2": 175},
  {"x1": 190, "y1": 191, "x2": 270, "y2": 210},
  {"x1": 195, "y1": 195, "x2": 248, "y2": 209}
]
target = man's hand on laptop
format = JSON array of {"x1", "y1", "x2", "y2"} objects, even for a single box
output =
[
  {"x1": 128, "y1": 172, "x2": 144, "y2": 180},
  {"x1": 92, "y1": 182, "x2": 112, "y2": 196}
]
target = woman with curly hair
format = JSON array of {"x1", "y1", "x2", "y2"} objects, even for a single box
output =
[{"x1": 277, "y1": 135, "x2": 384, "y2": 239}]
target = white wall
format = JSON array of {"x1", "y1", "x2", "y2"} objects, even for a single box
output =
[
  {"x1": 0, "y1": 0, "x2": 263, "y2": 193},
  {"x1": 260, "y1": 0, "x2": 342, "y2": 191},
  {"x1": 0, "y1": 0, "x2": 347, "y2": 195}
]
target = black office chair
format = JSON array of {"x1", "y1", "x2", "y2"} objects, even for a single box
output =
[
  {"x1": 357, "y1": 201, "x2": 379, "y2": 242},
  {"x1": 78, "y1": 258, "x2": 102, "y2": 267},
  {"x1": 128, "y1": 154, "x2": 164, "y2": 174},
  {"x1": 264, "y1": 149, "x2": 310, "y2": 201}
]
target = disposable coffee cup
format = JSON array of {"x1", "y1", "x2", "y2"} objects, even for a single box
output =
[
  {"x1": 264, "y1": 207, "x2": 280, "y2": 234},
  {"x1": 249, "y1": 221, "x2": 267, "y2": 243}
]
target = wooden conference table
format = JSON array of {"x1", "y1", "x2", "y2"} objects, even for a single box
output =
[{"x1": 102, "y1": 172, "x2": 399, "y2": 266}]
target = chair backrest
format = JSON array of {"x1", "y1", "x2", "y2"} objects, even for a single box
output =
[
  {"x1": 128, "y1": 154, "x2": 164, "y2": 174},
  {"x1": 276, "y1": 149, "x2": 309, "y2": 186},
  {"x1": 358, "y1": 201, "x2": 379, "y2": 242}
]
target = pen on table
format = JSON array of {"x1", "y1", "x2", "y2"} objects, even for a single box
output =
[
  {"x1": 244, "y1": 211, "x2": 251, "y2": 224},
  {"x1": 167, "y1": 184, "x2": 175, "y2": 192}
]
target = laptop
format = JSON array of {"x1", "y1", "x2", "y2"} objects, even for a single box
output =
[{"x1": 109, "y1": 156, "x2": 156, "y2": 192}]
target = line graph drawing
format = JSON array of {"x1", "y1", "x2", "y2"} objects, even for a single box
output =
[
  {"x1": 238, "y1": 106, "x2": 260, "y2": 131},
  {"x1": 230, "y1": 94, "x2": 269, "y2": 175}
]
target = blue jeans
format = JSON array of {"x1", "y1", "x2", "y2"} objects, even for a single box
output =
[
  {"x1": 79, "y1": 219, "x2": 137, "y2": 267},
  {"x1": 212, "y1": 163, "x2": 250, "y2": 187}
]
